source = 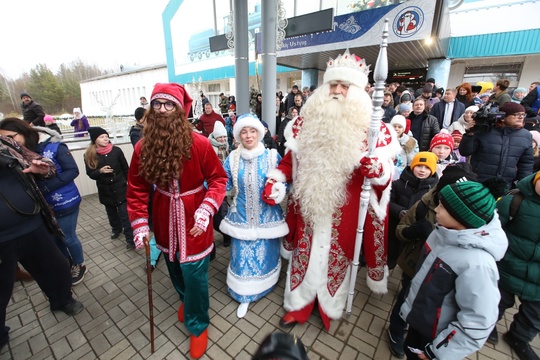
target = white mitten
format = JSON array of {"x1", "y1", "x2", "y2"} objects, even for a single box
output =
[
  {"x1": 133, "y1": 225, "x2": 150, "y2": 250},
  {"x1": 194, "y1": 207, "x2": 211, "y2": 232}
]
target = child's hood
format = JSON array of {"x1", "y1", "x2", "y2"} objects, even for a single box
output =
[{"x1": 435, "y1": 211, "x2": 508, "y2": 261}]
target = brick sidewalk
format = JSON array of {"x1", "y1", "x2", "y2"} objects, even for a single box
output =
[{"x1": 2, "y1": 194, "x2": 530, "y2": 359}]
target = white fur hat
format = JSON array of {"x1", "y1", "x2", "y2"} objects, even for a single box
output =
[
  {"x1": 233, "y1": 114, "x2": 265, "y2": 142},
  {"x1": 212, "y1": 121, "x2": 227, "y2": 138},
  {"x1": 73, "y1": 107, "x2": 82, "y2": 114},
  {"x1": 323, "y1": 49, "x2": 370, "y2": 89},
  {"x1": 390, "y1": 115, "x2": 407, "y2": 129}
]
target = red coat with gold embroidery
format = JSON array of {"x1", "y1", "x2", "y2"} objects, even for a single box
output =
[
  {"x1": 266, "y1": 117, "x2": 398, "y2": 320},
  {"x1": 127, "y1": 133, "x2": 227, "y2": 263}
]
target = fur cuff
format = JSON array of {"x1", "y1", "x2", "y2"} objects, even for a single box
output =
[
  {"x1": 366, "y1": 265, "x2": 388, "y2": 294},
  {"x1": 280, "y1": 241, "x2": 292, "y2": 260},
  {"x1": 266, "y1": 168, "x2": 287, "y2": 183}
]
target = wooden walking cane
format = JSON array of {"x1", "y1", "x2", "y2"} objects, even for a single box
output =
[
  {"x1": 143, "y1": 236, "x2": 155, "y2": 353},
  {"x1": 346, "y1": 19, "x2": 390, "y2": 317}
]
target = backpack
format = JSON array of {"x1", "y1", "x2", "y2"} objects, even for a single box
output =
[{"x1": 506, "y1": 188, "x2": 524, "y2": 226}]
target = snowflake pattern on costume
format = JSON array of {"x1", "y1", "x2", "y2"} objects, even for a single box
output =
[
  {"x1": 51, "y1": 193, "x2": 63, "y2": 202},
  {"x1": 42, "y1": 149, "x2": 54, "y2": 159}
]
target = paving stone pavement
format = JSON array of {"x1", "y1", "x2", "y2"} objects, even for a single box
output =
[{"x1": 2, "y1": 194, "x2": 536, "y2": 359}]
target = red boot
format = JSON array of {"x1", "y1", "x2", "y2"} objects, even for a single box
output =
[
  {"x1": 190, "y1": 329, "x2": 208, "y2": 359},
  {"x1": 178, "y1": 303, "x2": 184, "y2": 323}
]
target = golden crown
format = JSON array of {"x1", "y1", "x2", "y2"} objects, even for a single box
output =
[{"x1": 326, "y1": 49, "x2": 371, "y2": 77}]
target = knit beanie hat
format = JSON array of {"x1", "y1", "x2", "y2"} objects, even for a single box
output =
[
  {"x1": 87, "y1": 127, "x2": 109, "y2": 144},
  {"x1": 451, "y1": 130, "x2": 463, "y2": 144},
  {"x1": 20, "y1": 92, "x2": 30, "y2": 99},
  {"x1": 534, "y1": 171, "x2": 540, "y2": 185},
  {"x1": 500, "y1": 102, "x2": 525, "y2": 117},
  {"x1": 439, "y1": 181, "x2": 496, "y2": 229},
  {"x1": 151, "y1": 83, "x2": 193, "y2": 116},
  {"x1": 212, "y1": 121, "x2": 227, "y2": 138},
  {"x1": 390, "y1": 115, "x2": 407, "y2": 129},
  {"x1": 426, "y1": 78, "x2": 436, "y2": 84},
  {"x1": 430, "y1": 129, "x2": 454, "y2": 151},
  {"x1": 465, "y1": 105, "x2": 479, "y2": 114},
  {"x1": 437, "y1": 163, "x2": 478, "y2": 193},
  {"x1": 410, "y1": 152, "x2": 438, "y2": 175},
  {"x1": 422, "y1": 84, "x2": 433, "y2": 94},
  {"x1": 531, "y1": 130, "x2": 540, "y2": 147},
  {"x1": 513, "y1": 87, "x2": 527, "y2": 95},
  {"x1": 233, "y1": 114, "x2": 265, "y2": 142},
  {"x1": 43, "y1": 115, "x2": 54, "y2": 124},
  {"x1": 399, "y1": 102, "x2": 412, "y2": 112}
]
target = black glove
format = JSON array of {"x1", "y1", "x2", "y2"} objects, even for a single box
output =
[{"x1": 402, "y1": 219, "x2": 433, "y2": 240}]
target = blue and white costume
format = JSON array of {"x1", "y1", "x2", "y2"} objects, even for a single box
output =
[{"x1": 220, "y1": 141, "x2": 288, "y2": 303}]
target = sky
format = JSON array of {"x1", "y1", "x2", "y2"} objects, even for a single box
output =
[{"x1": 0, "y1": 0, "x2": 170, "y2": 79}]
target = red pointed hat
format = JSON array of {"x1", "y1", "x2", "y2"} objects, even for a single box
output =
[{"x1": 151, "y1": 83, "x2": 193, "y2": 115}]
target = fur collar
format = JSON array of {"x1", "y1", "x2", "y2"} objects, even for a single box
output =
[
  {"x1": 240, "y1": 142, "x2": 265, "y2": 159},
  {"x1": 34, "y1": 126, "x2": 62, "y2": 144}
]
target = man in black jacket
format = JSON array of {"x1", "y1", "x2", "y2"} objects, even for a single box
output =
[
  {"x1": 20, "y1": 92, "x2": 45, "y2": 126},
  {"x1": 429, "y1": 88, "x2": 465, "y2": 130},
  {"x1": 460, "y1": 102, "x2": 534, "y2": 187}
]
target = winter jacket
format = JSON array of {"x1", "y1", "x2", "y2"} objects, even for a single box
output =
[
  {"x1": 388, "y1": 168, "x2": 438, "y2": 268},
  {"x1": 196, "y1": 111, "x2": 225, "y2": 137},
  {"x1": 521, "y1": 86, "x2": 540, "y2": 117},
  {"x1": 429, "y1": 100, "x2": 466, "y2": 129},
  {"x1": 396, "y1": 134, "x2": 418, "y2": 168},
  {"x1": 85, "y1": 146, "x2": 129, "y2": 206},
  {"x1": 409, "y1": 112, "x2": 440, "y2": 151},
  {"x1": 21, "y1": 100, "x2": 45, "y2": 126},
  {"x1": 447, "y1": 113, "x2": 471, "y2": 135},
  {"x1": 34, "y1": 127, "x2": 81, "y2": 217},
  {"x1": 129, "y1": 123, "x2": 144, "y2": 146},
  {"x1": 459, "y1": 125, "x2": 534, "y2": 185},
  {"x1": 456, "y1": 95, "x2": 475, "y2": 108},
  {"x1": 400, "y1": 214, "x2": 508, "y2": 360},
  {"x1": 489, "y1": 90, "x2": 512, "y2": 108},
  {"x1": 382, "y1": 105, "x2": 397, "y2": 123},
  {"x1": 70, "y1": 116, "x2": 90, "y2": 137},
  {"x1": 496, "y1": 172, "x2": 540, "y2": 301}
]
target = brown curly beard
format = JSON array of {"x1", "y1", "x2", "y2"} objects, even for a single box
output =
[{"x1": 139, "y1": 107, "x2": 193, "y2": 187}]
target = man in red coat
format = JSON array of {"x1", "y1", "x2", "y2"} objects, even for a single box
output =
[
  {"x1": 196, "y1": 102, "x2": 225, "y2": 137},
  {"x1": 126, "y1": 83, "x2": 227, "y2": 359},
  {"x1": 262, "y1": 50, "x2": 400, "y2": 331}
]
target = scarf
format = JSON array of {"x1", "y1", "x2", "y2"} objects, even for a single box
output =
[{"x1": 96, "y1": 143, "x2": 113, "y2": 155}]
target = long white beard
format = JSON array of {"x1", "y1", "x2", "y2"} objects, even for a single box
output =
[{"x1": 294, "y1": 85, "x2": 371, "y2": 225}]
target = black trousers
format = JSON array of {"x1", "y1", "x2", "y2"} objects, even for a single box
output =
[
  {"x1": 104, "y1": 201, "x2": 133, "y2": 244},
  {"x1": 0, "y1": 224, "x2": 73, "y2": 345}
]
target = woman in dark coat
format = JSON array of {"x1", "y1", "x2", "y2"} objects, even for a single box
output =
[{"x1": 84, "y1": 127, "x2": 134, "y2": 248}]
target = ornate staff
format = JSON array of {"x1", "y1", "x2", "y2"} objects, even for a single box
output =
[
  {"x1": 143, "y1": 237, "x2": 155, "y2": 353},
  {"x1": 346, "y1": 18, "x2": 389, "y2": 317}
]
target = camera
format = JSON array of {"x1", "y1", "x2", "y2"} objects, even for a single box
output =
[{"x1": 470, "y1": 102, "x2": 506, "y2": 134}]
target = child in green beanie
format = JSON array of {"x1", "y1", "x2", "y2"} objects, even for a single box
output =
[{"x1": 400, "y1": 181, "x2": 508, "y2": 360}]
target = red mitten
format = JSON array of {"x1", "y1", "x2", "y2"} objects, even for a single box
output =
[
  {"x1": 360, "y1": 156, "x2": 383, "y2": 179},
  {"x1": 194, "y1": 208, "x2": 211, "y2": 232},
  {"x1": 262, "y1": 180, "x2": 277, "y2": 206}
]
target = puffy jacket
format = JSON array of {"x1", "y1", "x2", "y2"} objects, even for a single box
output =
[
  {"x1": 459, "y1": 125, "x2": 534, "y2": 185},
  {"x1": 409, "y1": 112, "x2": 440, "y2": 151},
  {"x1": 496, "y1": 172, "x2": 540, "y2": 301},
  {"x1": 400, "y1": 214, "x2": 508, "y2": 360},
  {"x1": 21, "y1": 100, "x2": 45, "y2": 126}
]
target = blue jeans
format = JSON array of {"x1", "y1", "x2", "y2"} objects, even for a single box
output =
[{"x1": 56, "y1": 205, "x2": 84, "y2": 265}]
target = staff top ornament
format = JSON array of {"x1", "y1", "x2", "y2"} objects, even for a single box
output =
[{"x1": 323, "y1": 49, "x2": 371, "y2": 89}]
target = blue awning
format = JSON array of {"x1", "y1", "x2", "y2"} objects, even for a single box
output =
[{"x1": 449, "y1": 29, "x2": 540, "y2": 58}]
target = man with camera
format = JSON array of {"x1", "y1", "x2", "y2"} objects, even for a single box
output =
[{"x1": 460, "y1": 102, "x2": 534, "y2": 187}]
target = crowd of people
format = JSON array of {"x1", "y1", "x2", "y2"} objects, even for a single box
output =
[{"x1": 1, "y1": 58, "x2": 540, "y2": 359}]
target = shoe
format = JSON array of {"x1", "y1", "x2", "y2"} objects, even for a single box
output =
[
  {"x1": 126, "y1": 242, "x2": 135, "y2": 250},
  {"x1": 178, "y1": 303, "x2": 184, "y2": 323},
  {"x1": 223, "y1": 234, "x2": 231, "y2": 247},
  {"x1": 142, "y1": 264, "x2": 155, "y2": 272},
  {"x1": 111, "y1": 231, "x2": 121, "y2": 239},
  {"x1": 487, "y1": 326, "x2": 499, "y2": 345},
  {"x1": 15, "y1": 264, "x2": 33, "y2": 281},
  {"x1": 189, "y1": 329, "x2": 208, "y2": 359},
  {"x1": 279, "y1": 312, "x2": 298, "y2": 328},
  {"x1": 503, "y1": 331, "x2": 540, "y2": 360},
  {"x1": 71, "y1": 264, "x2": 87, "y2": 286},
  {"x1": 60, "y1": 299, "x2": 84, "y2": 316},
  {"x1": 237, "y1": 302, "x2": 249, "y2": 318},
  {"x1": 387, "y1": 329, "x2": 405, "y2": 358}
]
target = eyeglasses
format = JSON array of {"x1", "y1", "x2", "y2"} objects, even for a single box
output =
[
  {"x1": 6, "y1": 133, "x2": 18, "y2": 139},
  {"x1": 151, "y1": 100, "x2": 175, "y2": 111},
  {"x1": 512, "y1": 113, "x2": 526, "y2": 118}
]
